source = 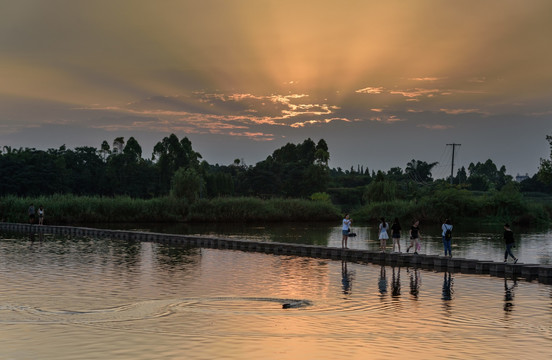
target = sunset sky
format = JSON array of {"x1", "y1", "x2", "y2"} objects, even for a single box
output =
[{"x1": 1, "y1": 0, "x2": 551, "y2": 178}]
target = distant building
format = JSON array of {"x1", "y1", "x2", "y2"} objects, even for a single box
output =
[{"x1": 515, "y1": 173, "x2": 530, "y2": 182}]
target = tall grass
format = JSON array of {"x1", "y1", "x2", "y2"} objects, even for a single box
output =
[
  {"x1": 188, "y1": 197, "x2": 341, "y2": 222},
  {"x1": 351, "y1": 187, "x2": 551, "y2": 226},
  {"x1": 0, "y1": 195, "x2": 341, "y2": 224},
  {"x1": 0, "y1": 194, "x2": 186, "y2": 224}
]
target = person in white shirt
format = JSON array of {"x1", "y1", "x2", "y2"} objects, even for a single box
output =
[
  {"x1": 442, "y1": 219, "x2": 453, "y2": 257},
  {"x1": 342, "y1": 214, "x2": 352, "y2": 248},
  {"x1": 378, "y1": 217, "x2": 389, "y2": 252}
]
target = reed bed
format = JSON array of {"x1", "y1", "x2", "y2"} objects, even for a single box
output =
[{"x1": 0, "y1": 195, "x2": 341, "y2": 224}]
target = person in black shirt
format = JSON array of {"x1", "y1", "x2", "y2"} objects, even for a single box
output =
[
  {"x1": 406, "y1": 220, "x2": 421, "y2": 254},
  {"x1": 503, "y1": 223, "x2": 518, "y2": 263},
  {"x1": 391, "y1": 218, "x2": 402, "y2": 252}
]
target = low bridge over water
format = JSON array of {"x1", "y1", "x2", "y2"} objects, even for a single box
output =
[{"x1": 2, "y1": 222, "x2": 551, "y2": 284}]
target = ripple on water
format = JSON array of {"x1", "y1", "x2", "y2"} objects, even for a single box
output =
[{"x1": 0, "y1": 296, "x2": 316, "y2": 325}]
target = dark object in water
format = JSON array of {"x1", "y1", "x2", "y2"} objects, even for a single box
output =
[
  {"x1": 348, "y1": 232, "x2": 357, "y2": 237},
  {"x1": 282, "y1": 300, "x2": 311, "y2": 309}
]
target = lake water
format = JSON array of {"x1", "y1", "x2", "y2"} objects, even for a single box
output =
[
  {"x1": 110, "y1": 222, "x2": 552, "y2": 265},
  {"x1": 1, "y1": 225, "x2": 552, "y2": 359}
]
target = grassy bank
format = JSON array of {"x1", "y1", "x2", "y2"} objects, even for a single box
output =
[
  {"x1": 1, "y1": 186, "x2": 549, "y2": 227},
  {"x1": 351, "y1": 187, "x2": 552, "y2": 226},
  {"x1": 0, "y1": 194, "x2": 342, "y2": 224}
]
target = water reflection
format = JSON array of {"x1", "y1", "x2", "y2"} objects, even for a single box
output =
[
  {"x1": 408, "y1": 268, "x2": 421, "y2": 299},
  {"x1": 1, "y1": 232, "x2": 552, "y2": 360},
  {"x1": 391, "y1": 267, "x2": 401, "y2": 298},
  {"x1": 442, "y1": 272, "x2": 454, "y2": 301},
  {"x1": 378, "y1": 266, "x2": 388, "y2": 296},
  {"x1": 504, "y1": 277, "x2": 517, "y2": 313},
  {"x1": 341, "y1": 260, "x2": 354, "y2": 295},
  {"x1": 154, "y1": 244, "x2": 201, "y2": 272},
  {"x1": 441, "y1": 271, "x2": 454, "y2": 315}
]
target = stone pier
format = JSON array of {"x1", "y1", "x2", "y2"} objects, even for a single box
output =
[{"x1": 1, "y1": 222, "x2": 551, "y2": 284}]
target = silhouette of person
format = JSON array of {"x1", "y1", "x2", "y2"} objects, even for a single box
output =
[
  {"x1": 503, "y1": 224, "x2": 518, "y2": 263},
  {"x1": 391, "y1": 218, "x2": 402, "y2": 253},
  {"x1": 28, "y1": 204, "x2": 35, "y2": 224}
]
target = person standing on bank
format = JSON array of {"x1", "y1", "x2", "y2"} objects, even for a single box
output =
[
  {"x1": 28, "y1": 204, "x2": 35, "y2": 224},
  {"x1": 391, "y1": 217, "x2": 402, "y2": 253},
  {"x1": 442, "y1": 219, "x2": 453, "y2": 257},
  {"x1": 407, "y1": 220, "x2": 421, "y2": 254},
  {"x1": 342, "y1": 214, "x2": 352, "y2": 249},
  {"x1": 38, "y1": 205, "x2": 45, "y2": 225},
  {"x1": 503, "y1": 223, "x2": 518, "y2": 263}
]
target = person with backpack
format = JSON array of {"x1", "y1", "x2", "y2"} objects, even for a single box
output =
[{"x1": 442, "y1": 219, "x2": 453, "y2": 257}]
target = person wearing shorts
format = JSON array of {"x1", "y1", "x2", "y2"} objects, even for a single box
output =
[
  {"x1": 407, "y1": 220, "x2": 421, "y2": 254},
  {"x1": 342, "y1": 214, "x2": 352, "y2": 249},
  {"x1": 391, "y1": 218, "x2": 402, "y2": 252},
  {"x1": 378, "y1": 217, "x2": 389, "y2": 252}
]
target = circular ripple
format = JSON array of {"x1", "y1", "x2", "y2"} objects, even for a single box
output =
[{"x1": 0, "y1": 296, "x2": 313, "y2": 324}]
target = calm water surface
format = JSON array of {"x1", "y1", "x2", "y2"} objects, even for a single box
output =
[{"x1": 1, "y1": 230, "x2": 551, "y2": 360}]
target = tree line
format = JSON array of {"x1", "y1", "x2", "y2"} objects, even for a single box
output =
[{"x1": 1, "y1": 133, "x2": 551, "y2": 208}]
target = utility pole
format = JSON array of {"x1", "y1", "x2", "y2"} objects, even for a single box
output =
[{"x1": 446, "y1": 143, "x2": 461, "y2": 184}]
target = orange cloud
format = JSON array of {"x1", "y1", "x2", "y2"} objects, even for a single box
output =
[
  {"x1": 439, "y1": 108, "x2": 489, "y2": 115},
  {"x1": 417, "y1": 124, "x2": 453, "y2": 130},
  {"x1": 355, "y1": 87, "x2": 384, "y2": 94}
]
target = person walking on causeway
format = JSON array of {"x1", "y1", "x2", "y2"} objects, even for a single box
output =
[
  {"x1": 503, "y1": 223, "x2": 518, "y2": 264},
  {"x1": 379, "y1": 217, "x2": 389, "y2": 252},
  {"x1": 442, "y1": 219, "x2": 453, "y2": 257},
  {"x1": 406, "y1": 220, "x2": 421, "y2": 254},
  {"x1": 391, "y1": 218, "x2": 402, "y2": 253}
]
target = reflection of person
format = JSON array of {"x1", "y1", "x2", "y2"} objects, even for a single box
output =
[
  {"x1": 442, "y1": 219, "x2": 453, "y2": 257},
  {"x1": 408, "y1": 267, "x2": 421, "y2": 298},
  {"x1": 378, "y1": 217, "x2": 389, "y2": 252},
  {"x1": 378, "y1": 266, "x2": 387, "y2": 295},
  {"x1": 341, "y1": 260, "x2": 353, "y2": 295},
  {"x1": 391, "y1": 266, "x2": 401, "y2": 297},
  {"x1": 28, "y1": 204, "x2": 35, "y2": 224},
  {"x1": 406, "y1": 220, "x2": 421, "y2": 254},
  {"x1": 342, "y1": 214, "x2": 352, "y2": 248},
  {"x1": 503, "y1": 224, "x2": 518, "y2": 264},
  {"x1": 504, "y1": 277, "x2": 517, "y2": 312},
  {"x1": 38, "y1": 205, "x2": 45, "y2": 225},
  {"x1": 442, "y1": 271, "x2": 453, "y2": 301},
  {"x1": 391, "y1": 218, "x2": 402, "y2": 253}
]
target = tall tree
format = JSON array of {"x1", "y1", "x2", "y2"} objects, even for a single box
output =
[
  {"x1": 538, "y1": 135, "x2": 552, "y2": 185},
  {"x1": 405, "y1": 159, "x2": 438, "y2": 183}
]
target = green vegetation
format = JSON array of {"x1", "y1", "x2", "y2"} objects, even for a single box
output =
[
  {"x1": 0, "y1": 194, "x2": 341, "y2": 224},
  {"x1": 352, "y1": 183, "x2": 552, "y2": 226},
  {"x1": 1, "y1": 133, "x2": 551, "y2": 226}
]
